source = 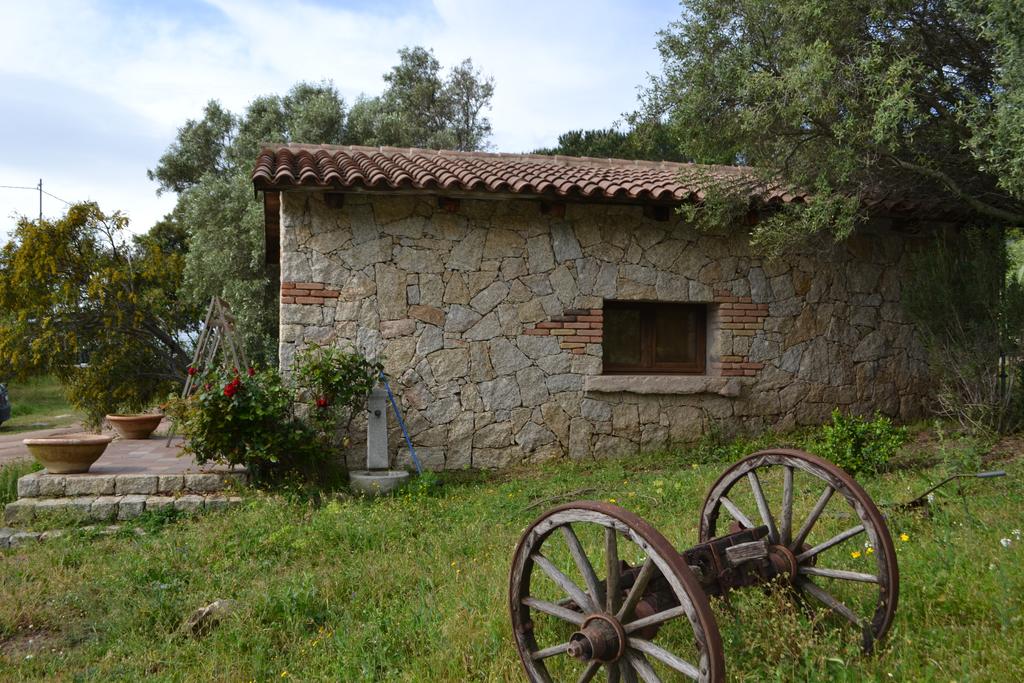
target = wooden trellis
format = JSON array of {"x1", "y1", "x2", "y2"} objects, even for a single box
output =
[{"x1": 166, "y1": 297, "x2": 247, "y2": 445}]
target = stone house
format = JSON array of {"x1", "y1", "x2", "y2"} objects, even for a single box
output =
[{"x1": 253, "y1": 144, "x2": 941, "y2": 470}]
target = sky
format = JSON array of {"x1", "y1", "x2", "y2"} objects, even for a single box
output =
[{"x1": 0, "y1": 0, "x2": 681, "y2": 241}]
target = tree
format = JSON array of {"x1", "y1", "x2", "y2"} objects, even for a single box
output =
[
  {"x1": 0, "y1": 203, "x2": 200, "y2": 426},
  {"x1": 151, "y1": 48, "x2": 495, "y2": 363},
  {"x1": 150, "y1": 81, "x2": 348, "y2": 363},
  {"x1": 642, "y1": 0, "x2": 1024, "y2": 252},
  {"x1": 534, "y1": 120, "x2": 688, "y2": 162},
  {"x1": 345, "y1": 47, "x2": 494, "y2": 150},
  {"x1": 960, "y1": 0, "x2": 1024, "y2": 202}
]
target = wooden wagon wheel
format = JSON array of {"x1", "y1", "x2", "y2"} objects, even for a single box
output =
[
  {"x1": 698, "y1": 449, "x2": 898, "y2": 651},
  {"x1": 511, "y1": 501, "x2": 725, "y2": 682}
]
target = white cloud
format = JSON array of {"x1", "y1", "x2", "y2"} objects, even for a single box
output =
[{"x1": 0, "y1": 0, "x2": 678, "y2": 239}]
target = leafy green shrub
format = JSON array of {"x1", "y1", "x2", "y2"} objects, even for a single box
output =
[
  {"x1": 812, "y1": 409, "x2": 909, "y2": 474},
  {"x1": 167, "y1": 367, "x2": 320, "y2": 482},
  {"x1": 934, "y1": 420, "x2": 995, "y2": 473},
  {"x1": 293, "y1": 343, "x2": 382, "y2": 453},
  {"x1": 399, "y1": 471, "x2": 444, "y2": 498},
  {"x1": 903, "y1": 228, "x2": 1024, "y2": 435}
]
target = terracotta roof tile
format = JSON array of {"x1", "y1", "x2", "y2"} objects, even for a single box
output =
[
  {"x1": 252, "y1": 143, "x2": 798, "y2": 205},
  {"x1": 251, "y1": 144, "x2": 959, "y2": 215}
]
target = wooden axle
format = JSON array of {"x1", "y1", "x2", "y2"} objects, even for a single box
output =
[{"x1": 604, "y1": 525, "x2": 800, "y2": 629}]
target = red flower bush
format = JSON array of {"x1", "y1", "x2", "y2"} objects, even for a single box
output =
[
  {"x1": 187, "y1": 366, "x2": 197, "y2": 376},
  {"x1": 170, "y1": 366, "x2": 319, "y2": 477},
  {"x1": 168, "y1": 354, "x2": 379, "y2": 484}
]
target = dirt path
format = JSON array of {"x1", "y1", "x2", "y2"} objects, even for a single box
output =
[{"x1": 0, "y1": 423, "x2": 85, "y2": 467}]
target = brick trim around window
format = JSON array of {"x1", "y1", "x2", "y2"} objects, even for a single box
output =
[
  {"x1": 522, "y1": 308, "x2": 603, "y2": 354},
  {"x1": 712, "y1": 289, "x2": 767, "y2": 376},
  {"x1": 280, "y1": 281, "x2": 341, "y2": 305},
  {"x1": 524, "y1": 291, "x2": 768, "y2": 376}
]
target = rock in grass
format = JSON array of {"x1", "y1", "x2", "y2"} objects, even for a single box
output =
[{"x1": 181, "y1": 599, "x2": 237, "y2": 638}]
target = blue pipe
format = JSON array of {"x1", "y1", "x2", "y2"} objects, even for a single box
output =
[{"x1": 379, "y1": 371, "x2": 423, "y2": 475}]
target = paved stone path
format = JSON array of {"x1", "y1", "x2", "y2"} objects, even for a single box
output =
[{"x1": 0, "y1": 420, "x2": 215, "y2": 473}]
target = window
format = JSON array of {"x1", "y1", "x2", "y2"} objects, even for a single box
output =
[{"x1": 603, "y1": 301, "x2": 707, "y2": 374}]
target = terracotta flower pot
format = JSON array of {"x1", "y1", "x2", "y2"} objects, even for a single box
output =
[
  {"x1": 23, "y1": 434, "x2": 113, "y2": 474},
  {"x1": 106, "y1": 413, "x2": 164, "y2": 440}
]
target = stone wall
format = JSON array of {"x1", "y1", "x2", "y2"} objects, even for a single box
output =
[{"x1": 277, "y1": 191, "x2": 930, "y2": 469}]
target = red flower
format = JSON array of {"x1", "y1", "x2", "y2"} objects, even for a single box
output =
[
  {"x1": 247, "y1": 367, "x2": 255, "y2": 377},
  {"x1": 223, "y1": 377, "x2": 241, "y2": 398},
  {"x1": 187, "y1": 367, "x2": 197, "y2": 376},
  {"x1": 232, "y1": 367, "x2": 239, "y2": 375},
  {"x1": 204, "y1": 383, "x2": 211, "y2": 391},
  {"x1": 316, "y1": 396, "x2": 329, "y2": 408}
]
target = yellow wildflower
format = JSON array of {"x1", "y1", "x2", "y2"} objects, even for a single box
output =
[
  {"x1": 900, "y1": 533, "x2": 909, "y2": 542},
  {"x1": 851, "y1": 550, "x2": 862, "y2": 559},
  {"x1": 608, "y1": 498, "x2": 617, "y2": 503},
  {"x1": 866, "y1": 547, "x2": 875, "y2": 555}
]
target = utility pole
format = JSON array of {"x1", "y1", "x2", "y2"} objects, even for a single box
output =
[{"x1": 38, "y1": 178, "x2": 42, "y2": 223}]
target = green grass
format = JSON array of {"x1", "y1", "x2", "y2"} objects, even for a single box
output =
[
  {"x1": 0, "y1": 446, "x2": 1021, "y2": 681},
  {"x1": 0, "y1": 376, "x2": 80, "y2": 433},
  {"x1": 0, "y1": 460, "x2": 42, "y2": 507}
]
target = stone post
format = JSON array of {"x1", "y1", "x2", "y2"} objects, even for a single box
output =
[{"x1": 366, "y1": 386, "x2": 388, "y2": 470}]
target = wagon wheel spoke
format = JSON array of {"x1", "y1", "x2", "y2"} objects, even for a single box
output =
[
  {"x1": 532, "y1": 553, "x2": 599, "y2": 613},
  {"x1": 623, "y1": 605, "x2": 688, "y2": 633},
  {"x1": 562, "y1": 524, "x2": 606, "y2": 609},
  {"x1": 699, "y1": 449, "x2": 900, "y2": 656},
  {"x1": 577, "y1": 660, "x2": 602, "y2": 683},
  {"x1": 719, "y1": 495, "x2": 756, "y2": 529},
  {"x1": 628, "y1": 637, "x2": 701, "y2": 680},
  {"x1": 796, "y1": 578, "x2": 864, "y2": 628},
  {"x1": 798, "y1": 565, "x2": 879, "y2": 584},
  {"x1": 532, "y1": 641, "x2": 573, "y2": 660},
  {"x1": 780, "y1": 465, "x2": 794, "y2": 547},
  {"x1": 625, "y1": 650, "x2": 661, "y2": 683},
  {"x1": 795, "y1": 524, "x2": 865, "y2": 563},
  {"x1": 747, "y1": 470, "x2": 779, "y2": 543},
  {"x1": 790, "y1": 484, "x2": 835, "y2": 550},
  {"x1": 615, "y1": 557, "x2": 656, "y2": 622},
  {"x1": 513, "y1": 506, "x2": 725, "y2": 682},
  {"x1": 605, "y1": 527, "x2": 621, "y2": 614},
  {"x1": 521, "y1": 596, "x2": 585, "y2": 625}
]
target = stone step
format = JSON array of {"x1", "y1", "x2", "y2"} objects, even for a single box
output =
[
  {"x1": 2, "y1": 524, "x2": 149, "y2": 549},
  {"x1": 16, "y1": 471, "x2": 247, "y2": 498},
  {"x1": 3, "y1": 493, "x2": 244, "y2": 526}
]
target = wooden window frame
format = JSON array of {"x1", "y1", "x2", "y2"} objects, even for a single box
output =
[{"x1": 602, "y1": 301, "x2": 707, "y2": 375}]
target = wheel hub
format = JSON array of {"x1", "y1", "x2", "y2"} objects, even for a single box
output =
[
  {"x1": 768, "y1": 543, "x2": 799, "y2": 582},
  {"x1": 566, "y1": 614, "x2": 627, "y2": 663}
]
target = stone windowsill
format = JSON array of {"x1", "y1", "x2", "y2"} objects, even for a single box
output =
[{"x1": 583, "y1": 374, "x2": 749, "y2": 397}]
